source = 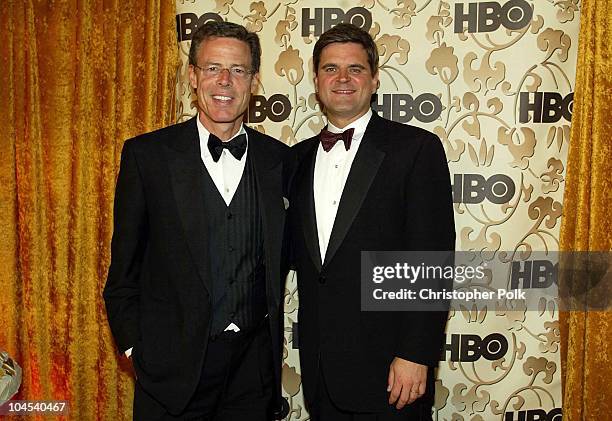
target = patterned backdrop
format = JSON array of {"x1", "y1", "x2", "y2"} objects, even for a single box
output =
[{"x1": 174, "y1": 1, "x2": 579, "y2": 419}]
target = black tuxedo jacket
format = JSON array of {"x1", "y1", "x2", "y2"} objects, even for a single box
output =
[
  {"x1": 103, "y1": 117, "x2": 291, "y2": 415},
  {"x1": 289, "y1": 112, "x2": 455, "y2": 412}
]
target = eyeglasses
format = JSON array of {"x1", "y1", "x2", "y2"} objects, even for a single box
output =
[{"x1": 194, "y1": 64, "x2": 255, "y2": 80}]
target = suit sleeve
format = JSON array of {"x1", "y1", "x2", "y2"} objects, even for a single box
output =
[
  {"x1": 395, "y1": 132, "x2": 455, "y2": 367},
  {"x1": 103, "y1": 140, "x2": 148, "y2": 353},
  {"x1": 282, "y1": 146, "x2": 299, "y2": 275}
]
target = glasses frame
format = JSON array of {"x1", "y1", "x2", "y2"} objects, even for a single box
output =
[{"x1": 193, "y1": 64, "x2": 255, "y2": 80}]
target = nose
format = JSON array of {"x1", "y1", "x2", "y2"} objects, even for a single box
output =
[
  {"x1": 337, "y1": 68, "x2": 350, "y2": 82},
  {"x1": 216, "y1": 68, "x2": 232, "y2": 86}
]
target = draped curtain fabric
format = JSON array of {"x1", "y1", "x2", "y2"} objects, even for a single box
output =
[
  {"x1": 0, "y1": 1, "x2": 178, "y2": 419},
  {"x1": 559, "y1": 0, "x2": 612, "y2": 420}
]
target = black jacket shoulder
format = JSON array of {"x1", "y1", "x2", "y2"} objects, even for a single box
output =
[{"x1": 125, "y1": 119, "x2": 193, "y2": 147}]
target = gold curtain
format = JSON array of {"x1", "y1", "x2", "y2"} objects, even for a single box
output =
[
  {"x1": 0, "y1": 1, "x2": 178, "y2": 419},
  {"x1": 559, "y1": 0, "x2": 612, "y2": 420}
]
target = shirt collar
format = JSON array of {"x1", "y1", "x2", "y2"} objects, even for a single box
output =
[{"x1": 326, "y1": 109, "x2": 372, "y2": 141}]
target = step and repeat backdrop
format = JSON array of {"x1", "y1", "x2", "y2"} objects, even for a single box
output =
[{"x1": 175, "y1": 1, "x2": 579, "y2": 419}]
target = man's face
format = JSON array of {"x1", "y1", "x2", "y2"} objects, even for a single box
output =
[
  {"x1": 189, "y1": 36, "x2": 258, "y2": 135},
  {"x1": 314, "y1": 42, "x2": 379, "y2": 127}
]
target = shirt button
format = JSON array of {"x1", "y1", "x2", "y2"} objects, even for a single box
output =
[
  {"x1": 225, "y1": 188, "x2": 230, "y2": 193},
  {"x1": 334, "y1": 164, "x2": 339, "y2": 169},
  {"x1": 332, "y1": 201, "x2": 337, "y2": 205}
]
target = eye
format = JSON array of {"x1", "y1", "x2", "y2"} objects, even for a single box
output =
[
  {"x1": 349, "y1": 67, "x2": 363, "y2": 74},
  {"x1": 206, "y1": 65, "x2": 220, "y2": 73},
  {"x1": 232, "y1": 67, "x2": 247, "y2": 75},
  {"x1": 324, "y1": 66, "x2": 337, "y2": 73}
]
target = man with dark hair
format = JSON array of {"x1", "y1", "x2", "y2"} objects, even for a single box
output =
[
  {"x1": 289, "y1": 23, "x2": 455, "y2": 420},
  {"x1": 104, "y1": 21, "x2": 290, "y2": 420}
]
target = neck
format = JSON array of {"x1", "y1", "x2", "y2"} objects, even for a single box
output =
[
  {"x1": 327, "y1": 109, "x2": 369, "y2": 129},
  {"x1": 199, "y1": 113, "x2": 242, "y2": 141}
]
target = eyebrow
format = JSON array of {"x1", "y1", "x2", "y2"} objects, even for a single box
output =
[
  {"x1": 202, "y1": 61, "x2": 249, "y2": 68},
  {"x1": 321, "y1": 63, "x2": 367, "y2": 69}
]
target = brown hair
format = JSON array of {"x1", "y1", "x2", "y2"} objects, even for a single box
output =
[
  {"x1": 313, "y1": 23, "x2": 379, "y2": 75},
  {"x1": 188, "y1": 21, "x2": 261, "y2": 72}
]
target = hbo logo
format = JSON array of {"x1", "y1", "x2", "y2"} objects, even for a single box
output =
[
  {"x1": 510, "y1": 260, "x2": 557, "y2": 289},
  {"x1": 371, "y1": 94, "x2": 443, "y2": 123},
  {"x1": 176, "y1": 13, "x2": 223, "y2": 42},
  {"x1": 454, "y1": 0, "x2": 533, "y2": 33},
  {"x1": 505, "y1": 409, "x2": 562, "y2": 421},
  {"x1": 519, "y1": 92, "x2": 573, "y2": 123},
  {"x1": 443, "y1": 333, "x2": 508, "y2": 362},
  {"x1": 452, "y1": 174, "x2": 516, "y2": 204},
  {"x1": 301, "y1": 7, "x2": 372, "y2": 37},
  {"x1": 247, "y1": 94, "x2": 292, "y2": 123}
]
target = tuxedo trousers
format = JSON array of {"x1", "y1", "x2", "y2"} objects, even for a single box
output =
[
  {"x1": 133, "y1": 322, "x2": 274, "y2": 421},
  {"x1": 309, "y1": 359, "x2": 434, "y2": 421}
]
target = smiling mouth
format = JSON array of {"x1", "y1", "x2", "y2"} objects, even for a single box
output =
[
  {"x1": 212, "y1": 95, "x2": 233, "y2": 102},
  {"x1": 332, "y1": 89, "x2": 355, "y2": 95}
]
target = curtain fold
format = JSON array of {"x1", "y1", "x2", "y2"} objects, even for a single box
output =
[
  {"x1": 0, "y1": 1, "x2": 178, "y2": 419},
  {"x1": 559, "y1": 0, "x2": 612, "y2": 420}
]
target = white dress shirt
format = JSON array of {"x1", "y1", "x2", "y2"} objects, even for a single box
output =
[
  {"x1": 197, "y1": 117, "x2": 248, "y2": 206},
  {"x1": 314, "y1": 109, "x2": 373, "y2": 262}
]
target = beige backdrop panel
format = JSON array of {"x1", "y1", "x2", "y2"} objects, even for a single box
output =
[{"x1": 174, "y1": 1, "x2": 579, "y2": 419}]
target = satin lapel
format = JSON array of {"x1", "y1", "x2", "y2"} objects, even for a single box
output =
[
  {"x1": 247, "y1": 128, "x2": 284, "y2": 307},
  {"x1": 323, "y1": 119, "x2": 385, "y2": 267},
  {"x1": 167, "y1": 118, "x2": 211, "y2": 294},
  {"x1": 296, "y1": 141, "x2": 323, "y2": 271}
]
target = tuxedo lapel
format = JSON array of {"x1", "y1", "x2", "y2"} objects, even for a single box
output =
[
  {"x1": 296, "y1": 141, "x2": 323, "y2": 271},
  {"x1": 247, "y1": 127, "x2": 284, "y2": 307},
  {"x1": 323, "y1": 115, "x2": 385, "y2": 267},
  {"x1": 167, "y1": 117, "x2": 212, "y2": 294}
]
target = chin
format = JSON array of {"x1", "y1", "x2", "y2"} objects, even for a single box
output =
[
  {"x1": 211, "y1": 113, "x2": 240, "y2": 123},
  {"x1": 332, "y1": 107, "x2": 359, "y2": 116}
]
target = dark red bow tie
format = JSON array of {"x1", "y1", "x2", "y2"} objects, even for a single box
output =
[{"x1": 319, "y1": 127, "x2": 354, "y2": 152}]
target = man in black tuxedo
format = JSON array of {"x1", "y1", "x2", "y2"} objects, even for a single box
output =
[
  {"x1": 289, "y1": 24, "x2": 455, "y2": 420},
  {"x1": 103, "y1": 21, "x2": 290, "y2": 420}
]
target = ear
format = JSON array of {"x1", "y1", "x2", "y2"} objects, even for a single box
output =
[
  {"x1": 188, "y1": 65, "x2": 198, "y2": 90},
  {"x1": 371, "y1": 70, "x2": 380, "y2": 94},
  {"x1": 250, "y1": 72, "x2": 260, "y2": 94}
]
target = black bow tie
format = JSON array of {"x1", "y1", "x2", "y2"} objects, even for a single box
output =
[
  {"x1": 208, "y1": 133, "x2": 247, "y2": 162},
  {"x1": 319, "y1": 127, "x2": 354, "y2": 152}
]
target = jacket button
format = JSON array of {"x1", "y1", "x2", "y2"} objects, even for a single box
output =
[{"x1": 318, "y1": 275, "x2": 326, "y2": 284}]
